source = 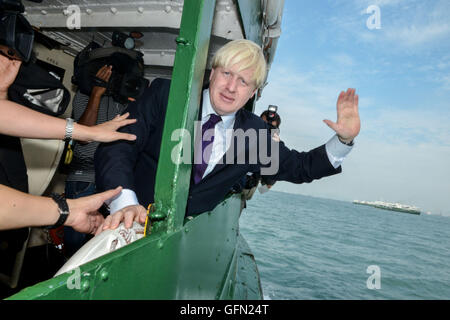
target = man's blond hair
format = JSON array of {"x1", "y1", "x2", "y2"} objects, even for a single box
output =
[{"x1": 212, "y1": 39, "x2": 267, "y2": 89}]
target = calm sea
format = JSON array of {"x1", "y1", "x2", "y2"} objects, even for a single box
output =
[{"x1": 239, "y1": 191, "x2": 450, "y2": 300}]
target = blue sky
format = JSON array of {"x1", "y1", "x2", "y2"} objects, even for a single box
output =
[{"x1": 254, "y1": 0, "x2": 450, "y2": 216}]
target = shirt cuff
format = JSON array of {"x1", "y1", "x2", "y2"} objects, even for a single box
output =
[
  {"x1": 325, "y1": 135, "x2": 353, "y2": 169},
  {"x1": 105, "y1": 188, "x2": 139, "y2": 214}
]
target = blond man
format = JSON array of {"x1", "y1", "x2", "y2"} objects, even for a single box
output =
[{"x1": 95, "y1": 39, "x2": 360, "y2": 230}]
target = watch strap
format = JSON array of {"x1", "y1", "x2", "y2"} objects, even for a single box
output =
[
  {"x1": 64, "y1": 118, "x2": 74, "y2": 141},
  {"x1": 338, "y1": 136, "x2": 354, "y2": 146},
  {"x1": 45, "y1": 193, "x2": 70, "y2": 229}
]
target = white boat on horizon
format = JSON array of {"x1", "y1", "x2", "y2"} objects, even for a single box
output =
[{"x1": 353, "y1": 200, "x2": 421, "y2": 215}]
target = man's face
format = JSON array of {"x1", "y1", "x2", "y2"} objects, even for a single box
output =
[{"x1": 208, "y1": 63, "x2": 257, "y2": 116}]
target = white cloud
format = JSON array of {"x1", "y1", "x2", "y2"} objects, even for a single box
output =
[
  {"x1": 384, "y1": 23, "x2": 450, "y2": 48},
  {"x1": 439, "y1": 75, "x2": 450, "y2": 91},
  {"x1": 328, "y1": 0, "x2": 450, "y2": 52},
  {"x1": 330, "y1": 53, "x2": 355, "y2": 67},
  {"x1": 356, "y1": 0, "x2": 412, "y2": 7},
  {"x1": 362, "y1": 107, "x2": 450, "y2": 147}
]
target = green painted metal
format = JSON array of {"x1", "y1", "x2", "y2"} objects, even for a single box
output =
[
  {"x1": 7, "y1": 195, "x2": 255, "y2": 300},
  {"x1": 236, "y1": 0, "x2": 264, "y2": 45},
  {"x1": 233, "y1": 233, "x2": 264, "y2": 299},
  {"x1": 151, "y1": 0, "x2": 217, "y2": 234}
]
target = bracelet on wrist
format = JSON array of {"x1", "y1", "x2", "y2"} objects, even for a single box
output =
[{"x1": 64, "y1": 118, "x2": 74, "y2": 141}]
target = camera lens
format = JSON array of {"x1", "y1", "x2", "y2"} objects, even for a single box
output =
[{"x1": 125, "y1": 78, "x2": 139, "y2": 93}]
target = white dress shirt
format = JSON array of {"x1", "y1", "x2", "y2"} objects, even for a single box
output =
[
  {"x1": 200, "y1": 89, "x2": 236, "y2": 178},
  {"x1": 106, "y1": 88, "x2": 353, "y2": 214}
]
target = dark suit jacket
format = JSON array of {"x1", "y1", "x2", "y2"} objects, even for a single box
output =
[{"x1": 95, "y1": 78, "x2": 341, "y2": 215}]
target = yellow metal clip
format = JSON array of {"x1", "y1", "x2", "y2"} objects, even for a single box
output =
[
  {"x1": 64, "y1": 140, "x2": 73, "y2": 165},
  {"x1": 144, "y1": 203, "x2": 153, "y2": 237}
]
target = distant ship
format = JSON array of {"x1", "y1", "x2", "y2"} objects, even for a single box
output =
[{"x1": 353, "y1": 200, "x2": 421, "y2": 215}]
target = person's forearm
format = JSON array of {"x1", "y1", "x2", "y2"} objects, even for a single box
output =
[
  {"x1": 0, "y1": 99, "x2": 98, "y2": 141},
  {"x1": 78, "y1": 91, "x2": 102, "y2": 126},
  {"x1": 0, "y1": 100, "x2": 66, "y2": 139},
  {"x1": 0, "y1": 184, "x2": 59, "y2": 230}
]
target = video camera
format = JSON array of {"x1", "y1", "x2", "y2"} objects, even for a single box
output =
[
  {"x1": 72, "y1": 41, "x2": 149, "y2": 104},
  {"x1": 0, "y1": 0, "x2": 42, "y2": 62}
]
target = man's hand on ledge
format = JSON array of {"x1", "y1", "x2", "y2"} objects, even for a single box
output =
[{"x1": 96, "y1": 204, "x2": 147, "y2": 235}]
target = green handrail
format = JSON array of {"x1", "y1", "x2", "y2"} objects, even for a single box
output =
[{"x1": 151, "y1": 0, "x2": 217, "y2": 233}]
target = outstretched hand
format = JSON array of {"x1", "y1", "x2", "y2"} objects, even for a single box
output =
[
  {"x1": 65, "y1": 187, "x2": 123, "y2": 235},
  {"x1": 88, "y1": 112, "x2": 137, "y2": 142},
  {"x1": 96, "y1": 204, "x2": 147, "y2": 235},
  {"x1": 323, "y1": 88, "x2": 360, "y2": 143}
]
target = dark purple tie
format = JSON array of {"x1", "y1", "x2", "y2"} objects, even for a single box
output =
[{"x1": 193, "y1": 114, "x2": 222, "y2": 184}]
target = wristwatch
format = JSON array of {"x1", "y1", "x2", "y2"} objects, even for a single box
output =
[
  {"x1": 45, "y1": 193, "x2": 70, "y2": 229},
  {"x1": 64, "y1": 118, "x2": 74, "y2": 141},
  {"x1": 338, "y1": 136, "x2": 354, "y2": 146}
]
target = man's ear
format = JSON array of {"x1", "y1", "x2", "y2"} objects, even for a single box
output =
[
  {"x1": 209, "y1": 68, "x2": 215, "y2": 81},
  {"x1": 250, "y1": 88, "x2": 257, "y2": 99}
]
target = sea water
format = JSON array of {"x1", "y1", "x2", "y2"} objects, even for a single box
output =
[{"x1": 239, "y1": 191, "x2": 450, "y2": 300}]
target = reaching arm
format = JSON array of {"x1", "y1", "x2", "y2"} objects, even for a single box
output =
[
  {"x1": 0, "y1": 99, "x2": 137, "y2": 142},
  {"x1": 0, "y1": 184, "x2": 145, "y2": 233},
  {"x1": 267, "y1": 88, "x2": 360, "y2": 183},
  {"x1": 1, "y1": 54, "x2": 136, "y2": 142},
  {"x1": 0, "y1": 184, "x2": 120, "y2": 233}
]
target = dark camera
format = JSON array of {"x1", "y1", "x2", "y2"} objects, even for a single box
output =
[
  {"x1": 266, "y1": 105, "x2": 279, "y2": 124},
  {"x1": 0, "y1": 0, "x2": 42, "y2": 62},
  {"x1": 111, "y1": 31, "x2": 135, "y2": 50},
  {"x1": 72, "y1": 43, "x2": 149, "y2": 104},
  {"x1": 110, "y1": 70, "x2": 149, "y2": 104},
  {"x1": 267, "y1": 104, "x2": 278, "y2": 118},
  {"x1": 263, "y1": 104, "x2": 280, "y2": 129}
]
